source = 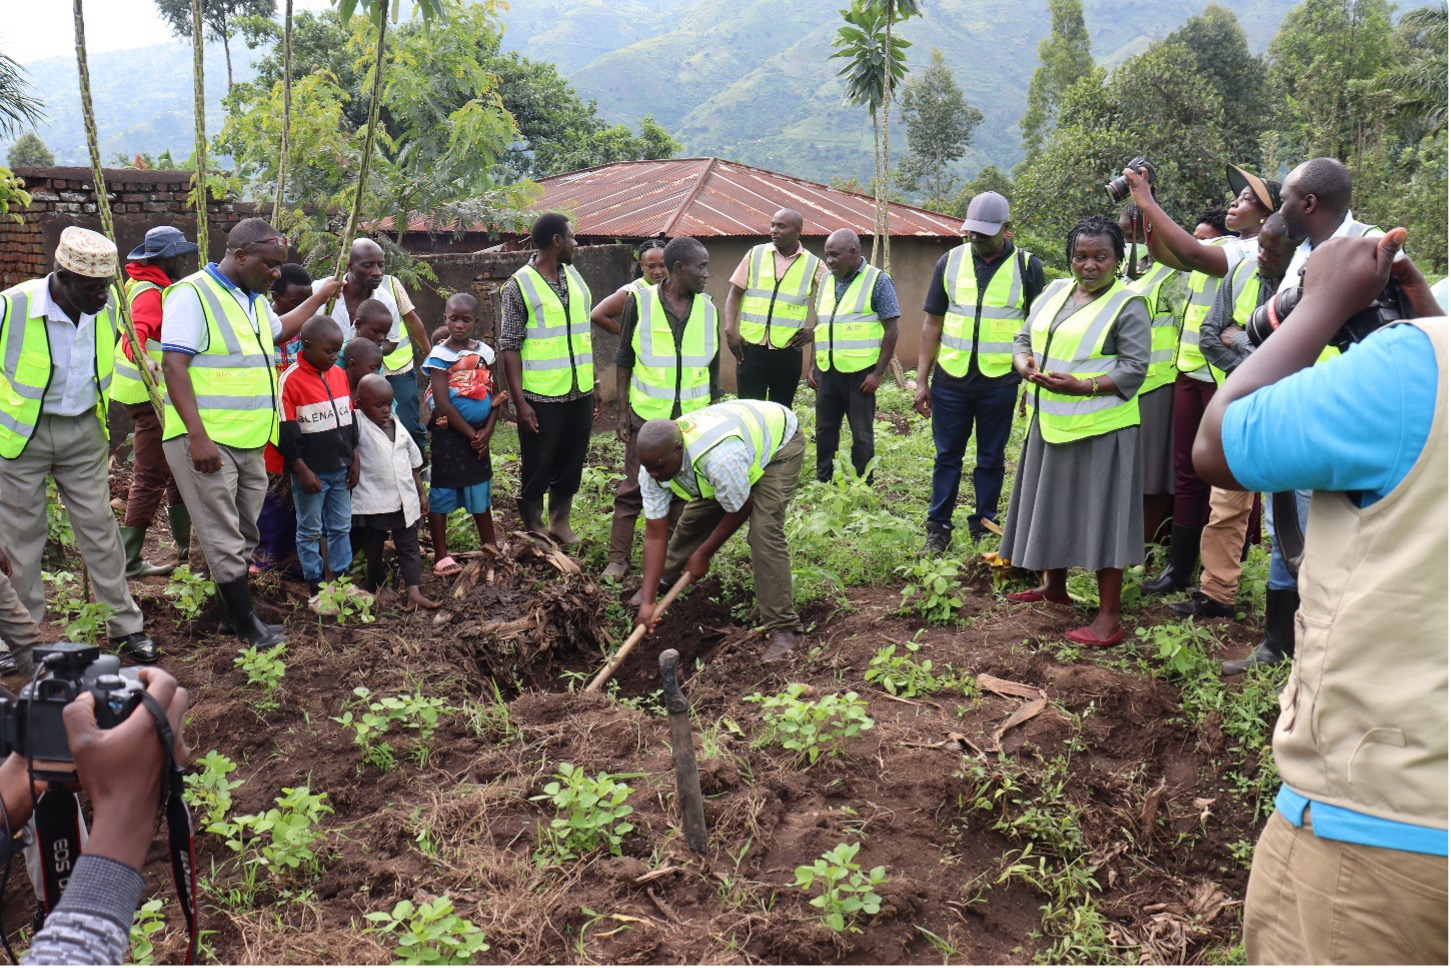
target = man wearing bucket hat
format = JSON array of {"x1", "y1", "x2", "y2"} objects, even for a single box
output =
[
  {"x1": 1123, "y1": 163, "x2": 1280, "y2": 596},
  {"x1": 913, "y1": 191, "x2": 1045, "y2": 554},
  {"x1": 0, "y1": 227, "x2": 158, "y2": 662},
  {"x1": 116, "y1": 225, "x2": 199, "y2": 579}
]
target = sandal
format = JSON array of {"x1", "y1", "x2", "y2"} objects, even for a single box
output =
[
  {"x1": 1065, "y1": 625, "x2": 1125, "y2": 648},
  {"x1": 432, "y1": 555, "x2": 462, "y2": 577},
  {"x1": 1007, "y1": 588, "x2": 1072, "y2": 605}
]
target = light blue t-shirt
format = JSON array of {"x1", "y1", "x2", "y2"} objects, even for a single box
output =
[{"x1": 1223, "y1": 319, "x2": 1445, "y2": 856}]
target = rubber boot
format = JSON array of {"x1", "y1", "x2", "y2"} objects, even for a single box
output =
[
  {"x1": 1223, "y1": 588, "x2": 1298, "y2": 675},
  {"x1": 517, "y1": 496, "x2": 546, "y2": 536},
  {"x1": 216, "y1": 577, "x2": 286, "y2": 648},
  {"x1": 1142, "y1": 524, "x2": 1201, "y2": 595},
  {"x1": 167, "y1": 504, "x2": 192, "y2": 565},
  {"x1": 548, "y1": 490, "x2": 580, "y2": 546},
  {"x1": 121, "y1": 525, "x2": 175, "y2": 578}
]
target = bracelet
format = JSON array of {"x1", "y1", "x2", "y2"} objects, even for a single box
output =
[{"x1": 1088, "y1": 377, "x2": 1100, "y2": 396}]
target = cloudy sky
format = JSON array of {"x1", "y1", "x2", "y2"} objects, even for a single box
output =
[{"x1": 8, "y1": 0, "x2": 332, "y2": 64}]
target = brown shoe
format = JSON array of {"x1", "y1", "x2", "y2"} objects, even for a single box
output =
[{"x1": 762, "y1": 630, "x2": 800, "y2": 663}]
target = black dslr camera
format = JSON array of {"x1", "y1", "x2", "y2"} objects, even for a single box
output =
[
  {"x1": 0, "y1": 643, "x2": 146, "y2": 766},
  {"x1": 1247, "y1": 278, "x2": 1412, "y2": 352},
  {"x1": 1106, "y1": 156, "x2": 1156, "y2": 202}
]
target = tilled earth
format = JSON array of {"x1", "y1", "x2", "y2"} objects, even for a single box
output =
[{"x1": 3, "y1": 512, "x2": 1270, "y2": 965}]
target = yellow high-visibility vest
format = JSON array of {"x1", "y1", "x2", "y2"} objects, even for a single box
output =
[
  {"x1": 815, "y1": 262, "x2": 885, "y2": 373},
  {"x1": 629, "y1": 286, "x2": 717, "y2": 421},
  {"x1": 938, "y1": 245, "x2": 1028, "y2": 378},
  {"x1": 1124, "y1": 261, "x2": 1182, "y2": 393},
  {"x1": 511, "y1": 262, "x2": 594, "y2": 397},
  {"x1": 738, "y1": 244, "x2": 821, "y2": 349},
  {"x1": 670, "y1": 400, "x2": 791, "y2": 502},
  {"x1": 112, "y1": 278, "x2": 167, "y2": 406},
  {"x1": 1177, "y1": 236, "x2": 1235, "y2": 374}
]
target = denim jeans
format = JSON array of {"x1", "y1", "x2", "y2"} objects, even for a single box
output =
[
  {"x1": 294, "y1": 467, "x2": 353, "y2": 586},
  {"x1": 387, "y1": 371, "x2": 427, "y2": 459},
  {"x1": 1266, "y1": 489, "x2": 1311, "y2": 590},
  {"x1": 928, "y1": 380, "x2": 1018, "y2": 527}
]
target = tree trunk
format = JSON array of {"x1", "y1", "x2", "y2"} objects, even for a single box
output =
[
  {"x1": 192, "y1": 0, "x2": 209, "y2": 264},
  {"x1": 879, "y1": 16, "x2": 892, "y2": 273},
  {"x1": 327, "y1": 10, "x2": 389, "y2": 311},
  {"x1": 869, "y1": 110, "x2": 881, "y2": 265},
  {"x1": 272, "y1": 0, "x2": 293, "y2": 224},
  {"x1": 73, "y1": 0, "x2": 164, "y2": 421},
  {"x1": 220, "y1": 7, "x2": 234, "y2": 93}
]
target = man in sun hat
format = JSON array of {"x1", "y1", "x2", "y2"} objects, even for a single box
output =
[
  {"x1": 116, "y1": 225, "x2": 200, "y2": 580},
  {"x1": 0, "y1": 226, "x2": 158, "y2": 663}
]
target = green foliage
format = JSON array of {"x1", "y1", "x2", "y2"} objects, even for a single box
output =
[
  {"x1": 1136, "y1": 621, "x2": 1218, "y2": 681},
  {"x1": 0, "y1": 164, "x2": 28, "y2": 225},
  {"x1": 895, "y1": 556, "x2": 966, "y2": 624},
  {"x1": 218, "y1": 785, "x2": 333, "y2": 872},
  {"x1": 235, "y1": 643, "x2": 287, "y2": 711},
  {"x1": 7, "y1": 133, "x2": 52, "y2": 168},
  {"x1": 165, "y1": 565, "x2": 217, "y2": 622},
  {"x1": 529, "y1": 763, "x2": 636, "y2": 863},
  {"x1": 951, "y1": 165, "x2": 1014, "y2": 217},
  {"x1": 129, "y1": 897, "x2": 167, "y2": 966},
  {"x1": 184, "y1": 750, "x2": 244, "y2": 831},
  {"x1": 314, "y1": 577, "x2": 376, "y2": 624},
  {"x1": 793, "y1": 842, "x2": 886, "y2": 934},
  {"x1": 62, "y1": 600, "x2": 115, "y2": 645},
  {"x1": 0, "y1": 52, "x2": 44, "y2": 141},
  {"x1": 830, "y1": 0, "x2": 913, "y2": 114},
  {"x1": 865, "y1": 641, "x2": 943, "y2": 697},
  {"x1": 365, "y1": 896, "x2": 489, "y2": 965},
  {"x1": 896, "y1": 47, "x2": 982, "y2": 209},
  {"x1": 1018, "y1": 0, "x2": 1094, "y2": 163},
  {"x1": 745, "y1": 684, "x2": 875, "y2": 764},
  {"x1": 1164, "y1": 4, "x2": 1267, "y2": 166},
  {"x1": 334, "y1": 686, "x2": 458, "y2": 771}
]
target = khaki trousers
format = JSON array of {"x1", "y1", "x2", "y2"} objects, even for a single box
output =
[
  {"x1": 1245, "y1": 811, "x2": 1448, "y2": 964},
  {"x1": 0, "y1": 413, "x2": 144, "y2": 636},
  {"x1": 163, "y1": 436, "x2": 267, "y2": 584},
  {"x1": 0, "y1": 571, "x2": 43, "y2": 656},
  {"x1": 1199, "y1": 485, "x2": 1256, "y2": 604},
  {"x1": 663, "y1": 430, "x2": 804, "y2": 632}
]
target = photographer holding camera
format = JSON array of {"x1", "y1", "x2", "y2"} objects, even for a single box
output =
[
  {"x1": 1195, "y1": 230, "x2": 1446, "y2": 964},
  {"x1": 1, "y1": 666, "x2": 190, "y2": 964}
]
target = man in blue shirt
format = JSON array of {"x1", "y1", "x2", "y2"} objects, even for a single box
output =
[{"x1": 1196, "y1": 229, "x2": 1446, "y2": 965}]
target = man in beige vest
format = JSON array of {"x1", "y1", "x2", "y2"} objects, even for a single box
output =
[{"x1": 1196, "y1": 229, "x2": 1446, "y2": 964}]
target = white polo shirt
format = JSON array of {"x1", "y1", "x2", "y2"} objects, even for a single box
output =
[
  {"x1": 1278, "y1": 211, "x2": 1385, "y2": 293},
  {"x1": 35, "y1": 275, "x2": 102, "y2": 417}
]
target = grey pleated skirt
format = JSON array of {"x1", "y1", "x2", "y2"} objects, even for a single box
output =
[
  {"x1": 1138, "y1": 384, "x2": 1175, "y2": 495},
  {"x1": 999, "y1": 418, "x2": 1145, "y2": 572}
]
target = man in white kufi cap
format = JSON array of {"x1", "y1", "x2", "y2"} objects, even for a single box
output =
[{"x1": 0, "y1": 226, "x2": 158, "y2": 669}]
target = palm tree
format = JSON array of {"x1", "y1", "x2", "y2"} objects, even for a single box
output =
[
  {"x1": 192, "y1": 0, "x2": 210, "y2": 263},
  {"x1": 271, "y1": 0, "x2": 293, "y2": 224},
  {"x1": 73, "y1": 0, "x2": 164, "y2": 420},
  {"x1": 873, "y1": 0, "x2": 922, "y2": 272},
  {"x1": 0, "y1": 52, "x2": 45, "y2": 140}
]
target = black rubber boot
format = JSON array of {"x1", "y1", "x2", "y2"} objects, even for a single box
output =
[
  {"x1": 217, "y1": 577, "x2": 287, "y2": 648},
  {"x1": 121, "y1": 526, "x2": 174, "y2": 577},
  {"x1": 1223, "y1": 588, "x2": 1298, "y2": 675},
  {"x1": 1142, "y1": 524, "x2": 1202, "y2": 595},
  {"x1": 517, "y1": 497, "x2": 546, "y2": 536},
  {"x1": 167, "y1": 504, "x2": 192, "y2": 564}
]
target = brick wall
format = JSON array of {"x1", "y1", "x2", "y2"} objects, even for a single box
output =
[{"x1": 0, "y1": 165, "x2": 257, "y2": 289}]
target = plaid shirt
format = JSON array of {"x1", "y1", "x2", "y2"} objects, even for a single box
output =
[
  {"x1": 639, "y1": 411, "x2": 799, "y2": 518},
  {"x1": 498, "y1": 258, "x2": 592, "y2": 403}
]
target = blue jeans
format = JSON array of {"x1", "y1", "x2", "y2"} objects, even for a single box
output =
[
  {"x1": 1266, "y1": 489, "x2": 1311, "y2": 590},
  {"x1": 928, "y1": 380, "x2": 1018, "y2": 527},
  {"x1": 387, "y1": 371, "x2": 427, "y2": 459},
  {"x1": 294, "y1": 468, "x2": 353, "y2": 586}
]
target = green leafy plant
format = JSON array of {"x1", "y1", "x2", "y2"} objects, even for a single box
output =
[
  {"x1": 365, "y1": 896, "x2": 489, "y2": 965},
  {"x1": 183, "y1": 750, "x2": 243, "y2": 832},
  {"x1": 206, "y1": 785, "x2": 332, "y2": 906},
  {"x1": 895, "y1": 556, "x2": 966, "y2": 624},
  {"x1": 529, "y1": 763, "x2": 637, "y2": 863},
  {"x1": 164, "y1": 565, "x2": 216, "y2": 622},
  {"x1": 334, "y1": 687, "x2": 458, "y2": 770},
  {"x1": 745, "y1": 684, "x2": 875, "y2": 765},
  {"x1": 1136, "y1": 621, "x2": 1219, "y2": 680},
  {"x1": 129, "y1": 897, "x2": 166, "y2": 965},
  {"x1": 314, "y1": 577, "x2": 376, "y2": 623},
  {"x1": 793, "y1": 842, "x2": 886, "y2": 933},
  {"x1": 235, "y1": 644, "x2": 287, "y2": 712},
  {"x1": 865, "y1": 641, "x2": 943, "y2": 697},
  {"x1": 62, "y1": 600, "x2": 115, "y2": 644}
]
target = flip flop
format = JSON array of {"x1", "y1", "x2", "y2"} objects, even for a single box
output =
[
  {"x1": 1007, "y1": 589, "x2": 1072, "y2": 605},
  {"x1": 1065, "y1": 625, "x2": 1125, "y2": 648},
  {"x1": 432, "y1": 555, "x2": 462, "y2": 577}
]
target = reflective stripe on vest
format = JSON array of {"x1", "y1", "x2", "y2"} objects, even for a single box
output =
[
  {"x1": 1208, "y1": 260, "x2": 1261, "y2": 386},
  {"x1": 513, "y1": 263, "x2": 594, "y2": 397},
  {"x1": 629, "y1": 287, "x2": 718, "y2": 421},
  {"x1": 938, "y1": 245, "x2": 1027, "y2": 379},
  {"x1": 1125, "y1": 261, "x2": 1181, "y2": 393},
  {"x1": 1177, "y1": 236, "x2": 1234, "y2": 374},
  {"x1": 814, "y1": 262, "x2": 884, "y2": 373},
  {"x1": 739, "y1": 244, "x2": 821, "y2": 348},
  {"x1": 1027, "y1": 279, "x2": 1144, "y2": 444},
  {"x1": 113, "y1": 278, "x2": 169, "y2": 406},
  {"x1": 161, "y1": 271, "x2": 279, "y2": 448},
  {"x1": 0, "y1": 278, "x2": 118, "y2": 459},
  {"x1": 670, "y1": 400, "x2": 789, "y2": 502},
  {"x1": 378, "y1": 277, "x2": 414, "y2": 373}
]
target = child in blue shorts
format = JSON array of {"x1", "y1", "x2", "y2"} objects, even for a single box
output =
[{"x1": 425, "y1": 293, "x2": 500, "y2": 576}]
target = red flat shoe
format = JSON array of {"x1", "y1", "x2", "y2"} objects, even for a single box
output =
[
  {"x1": 1065, "y1": 625, "x2": 1125, "y2": 648},
  {"x1": 1007, "y1": 589, "x2": 1072, "y2": 605}
]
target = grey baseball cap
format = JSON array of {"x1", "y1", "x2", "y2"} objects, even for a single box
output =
[{"x1": 961, "y1": 191, "x2": 1010, "y2": 235}]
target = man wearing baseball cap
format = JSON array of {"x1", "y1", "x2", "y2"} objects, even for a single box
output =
[
  {"x1": 116, "y1": 225, "x2": 199, "y2": 579},
  {"x1": 914, "y1": 191, "x2": 1045, "y2": 553},
  {"x1": 0, "y1": 226, "x2": 158, "y2": 663}
]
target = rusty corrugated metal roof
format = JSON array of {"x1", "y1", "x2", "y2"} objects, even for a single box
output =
[
  {"x1": 382, "y1": 158, "x2": 962, "y2": 239},
  {"x1": 537, "y1": 158, "x2": 961, "y2": 238}
]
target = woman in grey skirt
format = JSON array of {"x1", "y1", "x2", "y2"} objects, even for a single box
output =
[{"x1": 999, "y1": 214, "x2": 1151, "y2": 647}]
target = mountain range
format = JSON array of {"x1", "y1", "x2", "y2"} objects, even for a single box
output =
[{"x1": 8, "y1": 0, "x2": 1314, "y2": 186}]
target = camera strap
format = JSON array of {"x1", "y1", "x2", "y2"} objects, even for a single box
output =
[
  {"x1": 1272, "y1": 490, "x2": 1305, "y2": 578},
  {"x1": 32, "y1": 789, "x2": 83, "y2": 917},
  {"x1": 139, "y1": 691, "x2": 199, "y2": 966}
]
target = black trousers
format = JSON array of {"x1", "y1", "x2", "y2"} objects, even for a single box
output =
[
  {"x1": 814, "y1": 366, "x2": 877, "y2": 481},
  {"x1": 737, "y1": 343, "x2": 802, "y2": 408},
  {"x1": 359, "y1": 520, "x2": 423, "y2": 589},
  {"x1": 519, "y1": 394, "x2": 594, "y2": 502}
]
